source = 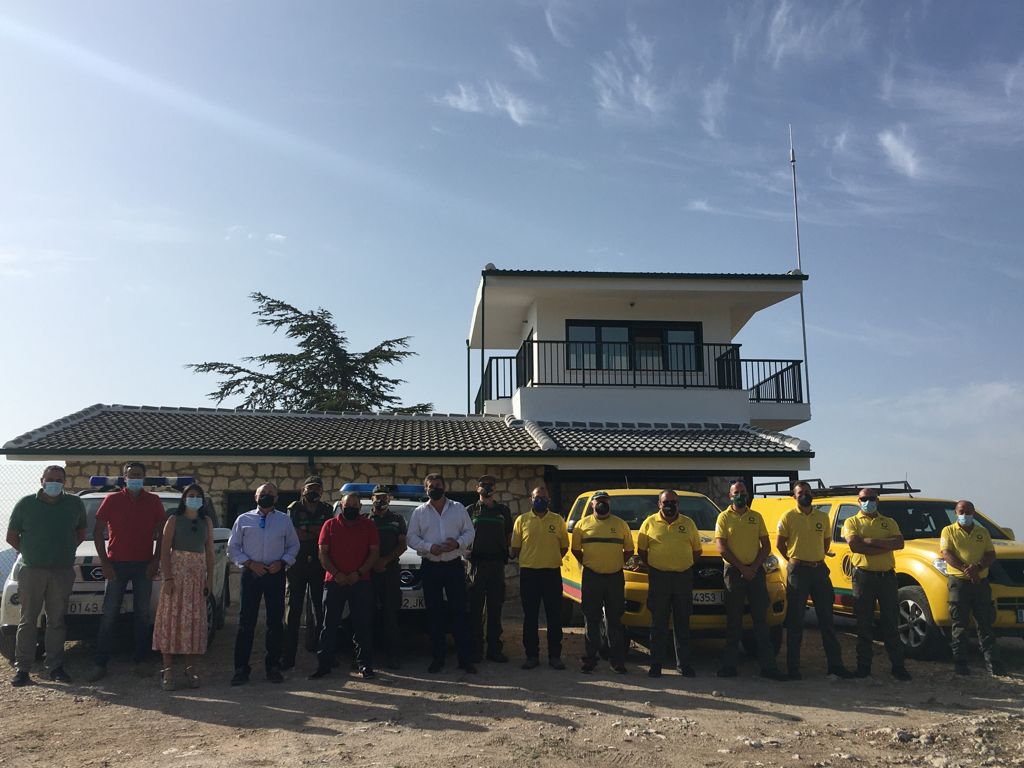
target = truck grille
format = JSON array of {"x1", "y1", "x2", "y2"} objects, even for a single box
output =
[{"x1": 692, "y1": 557, "x2": 725, "y2": 589}]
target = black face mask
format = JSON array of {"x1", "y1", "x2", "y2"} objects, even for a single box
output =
[
  {"x1": 595, "y1": 501, "x2": 610, "y2": 515},
  {"x1": 342, "y1": 506, "x2": 361, "y2": 521},
  {"x1": 662, "y1": 502, "x2": 678, "y2": 516},
  {"x1": 427, "y1": 487, "x2": 445, "y2": 501},
  {"x1": 479, "y1": 484, "x2": 494, "y2": 497},
  {"x1": 257, "y1": 494, "x2": 276, "y2": 509},
  {"x1": 796, "y1": 492, "x2": 813, "y2": 507},
  {"x1": 305, "y1": 492, "x2": 321, "y2": 503},
  {"x1": 372, "y1": 499, "x2": 387, "y2": 511}
]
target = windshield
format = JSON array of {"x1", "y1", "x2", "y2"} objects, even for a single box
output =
[
  {"x1": 880, "y1": 500, "x2": 1008, "y2": 541},
  {"x1": 583, "y1": 493, "x2": 721, "y2": 531}
]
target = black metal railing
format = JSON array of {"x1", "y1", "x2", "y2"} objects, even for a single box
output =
[{"x1": 473, "y1": 340, "x2": 804, "y2": 410}]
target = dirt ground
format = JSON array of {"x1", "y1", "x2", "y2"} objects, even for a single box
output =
[{"x1": 2, "y1": 579, "x2": 1023, "y2": 768}]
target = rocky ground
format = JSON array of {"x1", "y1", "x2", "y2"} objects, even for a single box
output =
[{"x1": 2, "y1": 585, "x2": 1022, "y2": 768}]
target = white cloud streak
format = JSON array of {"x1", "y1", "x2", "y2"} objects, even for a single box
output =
[
  {"x1": 592, "y1": 24, "x2": 669, "y2": 121},
  {"x1": 486, "y1": 81, "x2": 538, "y2": 126},
  {"x1": 435, "y1": 82, "x2": 482, "y2": 114},
  {"x1": 508, "y1": 43, "x2": 541, "y2": 79},
  {"x1": 699, "y1": 78, "x2": 728, "y2": 138},
  {"x1": 766, "y1": 0, "x2": 867, "y2": 68},
  {"x1": 877, "y1": 124, "x2": 922, "y2": 179},
  {"x1": 544, "y1": 3, "x2": 573, "y2": 47}
]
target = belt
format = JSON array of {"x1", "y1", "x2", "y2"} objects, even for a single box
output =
[
  {"x1": 790, "y1": 559, "x2": 824, "y2": 568},
  {"x1": 422, "y1": 557, "x2": 463, "y2": 565},
  {"x1": 854, "y1": 567, "x2": 895, "y2": 575}
]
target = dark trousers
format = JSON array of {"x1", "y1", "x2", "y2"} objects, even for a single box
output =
[
  {"x1": 852, "y1": 568, "x2": 903, "y2": 669},
  {"x1": 421, "y1": 559, "x2": 471, "y2": 665},
  {"x1": 581, "y1": 568, "x2": 625, "y2": 664},
  {"x1": 317, "y1": 579, "x2": 374, "y2": 670},
  {"x1": 785, "y1": 564, "x2": 843, "y2": 671},
  {"x1": 647, "y1": 567, "x2": 693, "y2": 667},
  {"x1": 948, "y1": 576, "x2": 999, "y2": 664},
  {"x1": 469, "y1": 560, "x2": 506, "y2": 657},
  {"x1": 283, "y1": 555, "x2": 325, "y2": 665},
  {"x1": 372, "y1": 566, "x2": 401, "y2": 661},
  {"x1": 234, "y1": 569, "x2": 286, "y2": 674},
  {"x1": 96, "y1": 561, "x2": 153, "y2": 666},
  {"x1": 520, "y1": 567, "x2": 563, "y2": 660},
  {"x1": 721, "y1": 565, "x2": 776, "y2": 671}
]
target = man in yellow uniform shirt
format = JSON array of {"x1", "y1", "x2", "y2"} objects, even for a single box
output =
[
  {"x1": 940, "y1": 500, "x2": 1005, "y2": 676},
  {"x1": 776, "y1": 481, "x2": 853, "y2": 680},
  {"x1": 637, "y1": 490, "x2": 702, "y2": 678},
  {"x1": 511, "y1": 486, "x2": 569, "y2": 671},
  {"x1": 715, "y1": 481, "x2": 786, "y2": 680},
  {"x1": 842, "y1": 487, "x2": 911, "y2": 681},
  {"x1": 571, "y1": 491, "x2": 633, "y2": 674}
]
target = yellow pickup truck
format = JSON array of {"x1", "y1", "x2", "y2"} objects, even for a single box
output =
[
  {"x1": 755, "y1": 480, "x2": 1024, "y2": 659},
  {"x1": 560, "y1": 488, "x2": 786, "y2": 654}
]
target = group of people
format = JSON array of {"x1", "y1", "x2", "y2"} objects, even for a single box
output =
[{"x1": 5, "y1": 465, "x2": 1008, "y2": 689}]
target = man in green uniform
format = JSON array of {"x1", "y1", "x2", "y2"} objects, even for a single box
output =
[
  {"x1": 6, "y1": 465, "x2": 87, "y2": 687},
  {"x1": 466, "y1": 475, "x2": 513, "y2": 663},
  {"x1": 281, "y1": 476, "x2": 333, "y2": 670},
  {"x1": 842, "y1": 487, "x2": 912, "y2": 681},
  {"x1": 369, "y1": 485, "x2": 407, "y2": 669},
  {"x1": 940, "y1": 500, "x2": 1006, "y2": 676}
]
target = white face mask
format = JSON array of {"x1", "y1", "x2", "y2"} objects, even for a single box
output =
[{"x1": 42, "y1": 481, "x2": 64, "y2": 497}]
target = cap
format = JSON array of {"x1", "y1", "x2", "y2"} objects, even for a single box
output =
[
  {"x1": 371, "y1": 484, "x2": 391, "y2": 496},
  {"x1": 592, "y1": 490, "x2": 610, "y2": 499},
  {"x1": 477, "y1": 475, "x2": 497, "y2": 485},
  {"x1": 303, "y1": 476, "x2": 324, "y2": 488}
]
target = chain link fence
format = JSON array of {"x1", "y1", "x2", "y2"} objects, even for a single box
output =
[{"x1": 0, "y1": 460, "x2": 63, "y2": 583}]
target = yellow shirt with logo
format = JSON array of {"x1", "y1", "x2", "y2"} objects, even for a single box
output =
[
  {"x1": 714, "y1": 508, "x2": 768, "y2": 566},
  {"x1": 842, "y1": 512, "x2": 900, "y2": 571},
  {"x1": 637, "y1": 513, "x2": 702, "y2": 572},
  {"x1": 511, "y1": 510, "x2": 569, "y2": 570},
  {"x1": 571, "y1": 514, "x2": 633, "y2": 574},
  {"x1": 777, "y1": 507, "x2": 830, "y2": 562},
  {"x1": 940, "y1": 522, "x2": 995, "y2": 579}
]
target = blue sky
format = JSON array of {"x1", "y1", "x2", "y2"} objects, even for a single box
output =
[{"x1": 1, "y1": 2, "x2": 1022, "y2": 527}]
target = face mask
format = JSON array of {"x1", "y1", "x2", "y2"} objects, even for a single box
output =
[
  {"x1": 480, "y1": 484, "x2": 494, "y2": 497},
  {"x1": 796, "y1": 493, "x2": 813, "y2": 507},
  {"x1": 342, "y1": 506, "x2": 361, "y2": 521},
  {"x1": 372, "y1": 499, "x2": 387, "y2": 511},
  {"x1": 595, "y1": 501, "x2": 610, "y2": 515},
  {"x1": 427, "y1": 487, "x2": 445, "y2": 501},
  {"x1": 258, "y1": 494, "x2": 276, "y2": 509},
  {"x1": 957, "y1": 514, "x2": 973, "y2": 526},
  {"x1": 532, "y1": 498, "x2": 549, "y2": 512},
  {"x1": 859, "y1": 500, "x2": 878, "y2": 515},
  {"x1": 661, "y1": 502, "x2": 678, "y2": 516},
  {"x1": 185, "y1": 497, "x2": 204, "y2": 511},
  {"x1": 42, "y1": 481, "x2": 64, "y2": 497},
  {"x1": 126, "y1": 478, "x2": 145, "y2": 492},
  {"x1": 305, "y1": 492, "x2": 321, "y2": 503},
  {"x1": 731, "y1": 494, "x2": 747, "y2": 508}
]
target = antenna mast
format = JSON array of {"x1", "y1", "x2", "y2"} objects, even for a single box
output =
[{"x1": 789, "y1": 125, "x2": 811, "y2": 405}]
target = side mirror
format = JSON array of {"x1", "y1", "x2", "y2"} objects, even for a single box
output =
[
  {"x1": 566, "y1": 519, "x2": 576, "y2": 533},
  {"x1": 1004, "y1": 527, "x2": 1015, "y2": 541}
]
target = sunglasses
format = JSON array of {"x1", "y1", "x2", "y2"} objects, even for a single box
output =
[{"x1": 859, "y1": 496, "x2": 879, "y2": 503}]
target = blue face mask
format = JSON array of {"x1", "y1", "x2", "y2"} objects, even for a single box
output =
[
  {"x1": 860, "y1": 500, "x2": 878, "y2": 514},
  {"x1": 957, "y1": 514, "x2": 973, "y2": 526},
  {"x1": 532, "y1": 498, "x2": 549, "y2": 512},
  {"x1": 42, "y1": 481, "x2": 64, "y2": 497},
  {"x1": 126, "y1": 478, "x2": 145, "y2": 492},
  {"x1": 185, "y1": 497, "x2": 204, "y2": 511}
]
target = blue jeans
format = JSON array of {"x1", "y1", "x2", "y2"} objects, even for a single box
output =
[{"x1": 96, "y1": 561, "x2": 154, "y2": 666}]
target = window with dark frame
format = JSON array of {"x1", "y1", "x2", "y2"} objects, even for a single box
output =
[{"x1": 565, "y1": 320, "x2": 703, "y2": 371}]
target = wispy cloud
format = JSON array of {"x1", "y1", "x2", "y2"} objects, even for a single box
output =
[
  {"x1": 224, "y1": 226, "x2": 289, "y2": 243},
  {"x1": 592, "y1": 24, "x2": 669, "y2": 121},
  {"x1": 877, "y1": 124, "x2": 922, "y2": 179},
  {"x1": 436, "y1": 80, "x2": 539, "y2": 126},
  {"x1": 435, "y1": 82, "x2": 482, "y2": 114},
  {"x1": 508, "y1": 43, "x2": 541, "y2": 79},
  {"x1": 544, "y1": 2, "x2": 573, "y2": 47},
  {"x1": 266, "y1": 232, "x2": 287, "y2": 242},
  {"x1": 699, "y1": 78, "x2": 728, "y2": 138},
  {"x1": 866, "y1": 381, "x2": 1024, "y2": 431},
  {"x1": 766, "y1": 0, "x2": 867, "y2": 68},
  {"x1": 684, "y1": 197, "x2": 789, "y2": 223},
  {"x1": 486, "y1": 82, "x2": 538, "y2": 126},
  {"x1": 686, "y1": 199, "x2": 714, "y2": 213}
]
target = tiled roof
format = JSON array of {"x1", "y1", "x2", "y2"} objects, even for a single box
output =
[{"x1": 2, "y1": 404, "x2": 813, "y2": 458}]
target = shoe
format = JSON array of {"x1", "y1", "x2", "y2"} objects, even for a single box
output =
[
  {"x1": 47, "y1": 667, "x2": 72, "y2": 683},
  {"x1": 676, "y1": 664, "x2": 696, "y2": 678},
  {"x1": 647, "y1": 664, "x2": 662, "y2": 678},
  {"x1": 486, "y1": 651, "x2": 509, "y2": 663},
  {"x1": 987, "y1": 660, "x2": 1008, "y2": 677},
  {"x1": 280, "y1": 659, "x2": 295, "y2": 671},
  {"x1": 266, "y1": 667, "x2": 284, "y2": 683},
  {"x1": 521, "y1": 657, "x2": 540, "y2": 670},
  {"x1": 716, "y1": 666, "x2": 737, "y2": 678},
  {"x1": 359, "y1": 667, "x2": 376, "y2": 679},
  {"x1": 87, "y1": 665, "x2": 107, "y2": 683},
  {"x1": 11, "y1": 670, "x2": 32, "y2": 687},
  {"x1": 787, "y1": 669, "x2": 802, "y2": 681},
  {"x1": 854, "y1": 666, "x2": 871, "y2": 678},
  {"x1": 160, "y1": 667, "x2": 177, "y2": 691},
  {"x1": 954, "y1": 662, "x2": 970, "y2": 676},
  {"x1": 761, "y1": 668, "x2": 789, "y2": 682},
  {"x1": 184, "y1": 666, "x2": 201, "y2": 689},
  {"x1": 612, "y1": 663, "x2": 628, "y2": 674},
  {"x1": 891, "y1": 666, "x2": 912, "y2": 682},
  {"x1": 308, "y1": 667, "x2": 331, "y2": 680},
  {"x1": 827, "y1": 666, "x2": 854, "y2": 680},
  {"x1": 427, "y1": 660, "x2": 444, "y2": 673},
  {"x1": 469, "y1": 654, "x2": 483, "y2": 664},
  {"x1": 549, "y1": 658, "x2": 566, "y2": 671},
  {"x1": 230, "y1": 670, "x2": 250, "y2": 686},
  {"x1": 457, "y1": 662, "x2": 478, "y2": 674},
  {"x1": 580, "y1": 659, "x2": 597, "y2": 674}
]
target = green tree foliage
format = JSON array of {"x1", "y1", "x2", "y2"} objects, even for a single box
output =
[{"x1": 188, "y1": 293, "x2": 432, "y2": 413}]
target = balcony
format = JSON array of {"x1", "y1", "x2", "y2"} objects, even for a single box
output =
[{"x1": 474, "y1": 340, "x2": 806, "y2": 428}]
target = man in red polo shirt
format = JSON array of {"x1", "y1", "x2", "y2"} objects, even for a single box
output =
[
  {"x1": 309, "y1": 492, "x2": 379, "y2": 680},
  {"x1": 89, "y1": 461, "x2": 167, "y2": 681}
]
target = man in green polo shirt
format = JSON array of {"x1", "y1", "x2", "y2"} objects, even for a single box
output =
[{"x1": 5, "y1": 465, "x2": 87, "y2": 687}]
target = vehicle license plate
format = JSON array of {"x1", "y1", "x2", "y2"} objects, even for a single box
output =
[
  {"x1": 692, "y1": 590, "x2": 725, "y2": 605},
  {"x1": 401, "y1": 591, "x2": 425, "y2": 610},
  {"x1": 67, "y1": 601, "x2": 102, "y2": 615},
  {"x1": 1017, "y1": 608, "x2": 1024, "y2": 624}
]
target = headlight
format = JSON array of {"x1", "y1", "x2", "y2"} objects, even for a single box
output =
[
  {"x1": 932, "y1": 558, "x2": 948, "y2": 575},
  {"x1": 763, "y1": 554, "x2": 780, "y2": 574}
]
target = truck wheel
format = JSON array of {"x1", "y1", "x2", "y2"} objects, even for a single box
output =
[{"x1": 897, "y1": 585, "x2": 945, "y2": 660}]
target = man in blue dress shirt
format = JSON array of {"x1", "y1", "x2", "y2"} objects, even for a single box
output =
[{"x1": 228, "y1": 482, "x2": 299, "y2": 685}]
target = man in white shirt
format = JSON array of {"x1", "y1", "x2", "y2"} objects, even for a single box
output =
[{"x1": 407, "y1": 473, "x2": 476, "y2": 673}]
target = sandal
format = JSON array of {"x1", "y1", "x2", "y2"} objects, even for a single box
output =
[
  {"x1": 184, "y1": 665, "x2": 201, "y2": 689},
  {"x1": 161, "y1": 667, "x2": 176, "y2": 691}
]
